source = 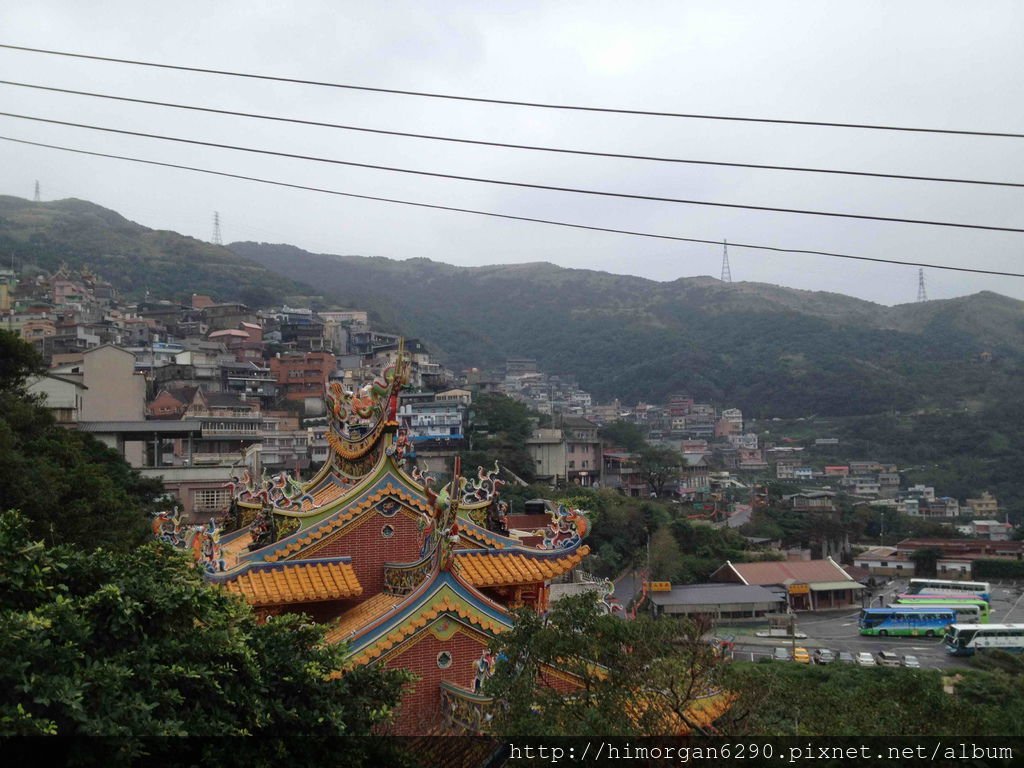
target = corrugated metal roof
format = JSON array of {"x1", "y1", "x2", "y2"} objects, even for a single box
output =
[
  {"x1": 649, "y1": 583, "x2": 784, "y2": 607},
  {"x1": 809, "y1": 581, "x2": 865, "y2": 592},
  {"x1": 77, "y1": 419, "x2": 204, "y2": 434}
]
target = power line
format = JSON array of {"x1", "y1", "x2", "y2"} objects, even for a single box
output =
[
  {"x1": 1, "y1": 43, "x2": 1021, "y2": 140},
  {"x1": 1, "y1": 80, "x2": 1021, "y2": 190},
  {"x1": 2, "y1": 134, "x2": 1022, "y2": 278},
  {"x1": 3, "y1": 111, "x2": 1022, "y2": 235}
]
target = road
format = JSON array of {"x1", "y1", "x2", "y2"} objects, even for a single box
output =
[
  {"x1": 726, "y1": 503, "x2": 752, "y2": 528},
  {"x1": 613, "y1": 570, "x2": 640, "y2": 616}
]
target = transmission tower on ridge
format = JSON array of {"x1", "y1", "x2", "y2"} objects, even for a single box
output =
[
  {"x1": 212, "y1": 211, "x2": 223, "y2": 245},
  {"x1": 33, "y1": 180, "x2": 40, "y2": 202},
  {"x1": 720, "y1": 239, "x2": 732, "y2": 283},
  {"x1": 917, "y1": 268, "x2": 927, "y2": 302}
]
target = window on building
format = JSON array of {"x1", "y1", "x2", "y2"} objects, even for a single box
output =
[
  {"x1": 436, "y1": 651, "x2": 452, "y2": 669},
  {"x1": 195, "y1": 488, "x2": 229, "y2": 511}
]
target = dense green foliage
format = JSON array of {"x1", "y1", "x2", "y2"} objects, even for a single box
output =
[
  {"x1": 598, "y1": 420, "x2": 646, "y2": 452},
  {"x1": 0, "y1": 331, "x2": 162, "y2": 550},
  {"x1": 972, "y1": 559, "x2": 1024, "y2": 578},
  {"x1": 232, "y1": 241, "x2": 1024, "y2": 417},
  {"x1": 722, "y1": 656, "x2": 1024, "y2": 736},
  {"x1": 0, "y1": 511, "x2": 409, "y2": 760},
  {"x1": 463, "y1": 392, "x2": 537, "y2": 482},
  {"x1": 528, "y1": 487, "x2": 772, "y2": 581},
  {"x1": 486, "y1": 594, "x2": 723, "y2": 737},
  {"x1": 6, "y1": 196, "x2": 1024, "y2": 418}
]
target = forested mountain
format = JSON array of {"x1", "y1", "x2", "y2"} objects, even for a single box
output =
[
  {"x1": 231, "y1": 242, "x2": 1024, "y2": 417},
  {"x1": 0, "y1": 196, "x2": 317, "y2": 308},
  {"x1": 3, "y1": 194, "x2": 1022, "y2": 418}
]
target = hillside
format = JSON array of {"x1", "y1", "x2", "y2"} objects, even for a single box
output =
[
  {"x1": 0, "y1": 196, "x2": 318, "y2": 308},
  {"x1": 230, "y1": 242, "x2": 1024, "y2": 417},
  {"x1": 3, "y1": 194, "x2": 1022, "y2": 418}
]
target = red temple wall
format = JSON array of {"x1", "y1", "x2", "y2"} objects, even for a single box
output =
[
  {"x1": 383, "y1": 624, "x2": 491, "y2": 735},
  {"x1": 300, "y1": 508, "x2": 423, "y2": 596}
]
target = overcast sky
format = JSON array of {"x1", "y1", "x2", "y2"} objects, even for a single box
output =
[{"x1": 2, "y1": 1, "x2": 1022, "y2": 304}]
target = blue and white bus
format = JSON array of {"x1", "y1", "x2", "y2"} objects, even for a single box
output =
[
  {"x1": 907, "y1": 579, "x2": 990, "y2": 603},
  {"x1": 944, "y1": 624, "x2": 1024, "y2": 656},
  {"x1": 859, "y1": 607, "x2": 956, "y2": 637}
]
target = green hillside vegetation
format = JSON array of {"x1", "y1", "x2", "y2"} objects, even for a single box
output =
[
  {"x1": 759, "y1": 398, "x2": 1024, "y2": 518},
  {"x1": 722, "y1": 655, "x2": 1024, "y2": 736},
  {"x1": 3, "y1": 195, "x2": 1023, "y2": 420},
  {"x1": 229, "y1": 242, "x2": 1024, "y2": 418},
  {"x1": 0, "y1": 196, "x2": 318, "y2": 308}
]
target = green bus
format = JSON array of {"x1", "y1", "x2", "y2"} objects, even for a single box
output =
[{"x1": 895, "y1": 594, "x2": 990, "y2": 622}]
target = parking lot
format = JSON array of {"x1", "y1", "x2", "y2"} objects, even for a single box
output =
[{"x1": 718, "y1": 578, "x2": 1024, "y2": 670}]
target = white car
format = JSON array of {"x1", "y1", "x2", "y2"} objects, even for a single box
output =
[{"x1": 856, "y1": 652, "x2": 877, "y2": 667}]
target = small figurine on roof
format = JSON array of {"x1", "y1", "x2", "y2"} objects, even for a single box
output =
[
  {"x1": 249, "y1": 504, "x2": 276, "y2": 551},
  {"x1": 472, "y1": 650, "x2": 495, "y2": 693}
]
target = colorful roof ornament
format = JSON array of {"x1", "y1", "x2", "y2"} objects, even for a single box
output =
[{"x1": 325, "y1": 342, "x2": 408, "y2": 460}]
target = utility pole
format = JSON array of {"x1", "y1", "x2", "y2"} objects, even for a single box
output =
[
  {"x1": 212, "y1": 211, "x2": 223, "y2": 245},
  {"x1": 33, "y1": 180, "x2": 40, "y2": 202},
  {"x1": 720, "y1": 239, "x2": 732, "y2": 283},
  {"x1": 916, "y1": 268, "x2": 927, "y2": 302}
]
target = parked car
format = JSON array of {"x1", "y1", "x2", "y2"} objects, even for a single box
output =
[
  {"x1": 773, "y1": 647, "x2": 791, "y2": 661},
  {"x1": 856, "y1": 652, "x2": 877, "y2": 667},
  {"x1": 876, "y1": 651, "x2": 901, "y2": 667},
  {"x1": 793, "y1": 647, "x2": 811, "y2": 664},
  {"x1": 838, "y1": 651, "x2": 856, "y2": 665},
  {"x1": 902, "y1": 655, "x2": 921, "y2": 669},
  {"x1": 813, "y1": 649, "x2": 836, "y2": 665}
]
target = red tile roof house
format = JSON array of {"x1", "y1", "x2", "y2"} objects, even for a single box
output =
[{"x1": 711, "y1": 557, "x2": 864, "y2": 611}]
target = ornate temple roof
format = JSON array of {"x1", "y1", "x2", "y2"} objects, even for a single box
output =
[
  {"x1": 456, "y1": 546, "x2": 591, "y2": 588},
  {"x1": 324, "y1": 592, "x2": 406, "y2": 644},
  {"x1": 218, "y1": 557, "x2": 362, "y2": 606},
  {"x1": 332, "y1": 571, "x2": 514, "y2": 666},
  {"x1": 260, "y1": 480, "x2": 429, "y2": 564}
]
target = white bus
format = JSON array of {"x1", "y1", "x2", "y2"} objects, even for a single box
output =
[
  {"x1": 907, "y1": 579, "x2": 991, "y2": 602},
  {"x1": 943, "y1": 624, "x2": 1024, "y2": 656}
]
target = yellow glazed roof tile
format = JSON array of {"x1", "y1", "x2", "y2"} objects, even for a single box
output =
[
  {"x1": 324, "y1": 592, "x2": 406, "y2": 644},
  {"x1": 223, "y1": 561, "x2": 362, "y2": 606},
  {"x1": 456, "y1": 546, "x2": 590, "y2": 587}
]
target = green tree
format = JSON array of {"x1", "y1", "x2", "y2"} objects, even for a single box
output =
[
  {"x1": 598, "y1": 420, "x2": 646, "y2": 453},
  {"x1": 464, "y1": 393, "x2": 536, "y2": 482},
  {"x1": 637, "y1": 445, "x2": 680, "y2": 498},
  {"x1": 0, "y1": 510, "x2": 409, "y2": 760},
  {"x1": 486, "y1": 593, "x2": 725, "y2": 737},
  {"x1": 648, "y1": 525, "x2": 683, "y2": 581},
  {"x1": 718, "y1": 660, "x2": 1022, "y2": 736},
  {"x1": 0, "y1": 331, "x2": 162, "y2": 551},
  {"x1": 0, "y1": 327, "x2": 44, "y2": 393},
  {"x1": 910, "y1": 547, "x2": 942, "y2": 577}
]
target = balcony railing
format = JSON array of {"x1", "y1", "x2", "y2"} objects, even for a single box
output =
[{"x1": 439, "y1": 681, "x2": 494, "y2": 735}]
